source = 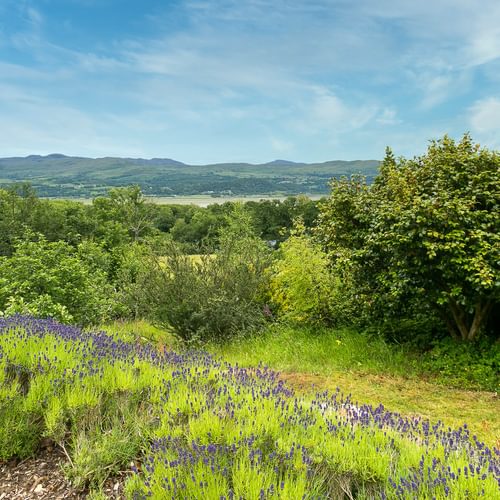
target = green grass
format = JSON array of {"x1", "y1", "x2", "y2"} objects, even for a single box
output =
[
  {"x1": 98, "y1": 319, "x2": 174, "y2": 347},
  {"x1": 108, "y1": 320, "x2": 499, "y2": 446},
  {"x1": 209, "y1": 325, "x2": 500, "y2": 446},
  {"x1": 213, "y1": 324, "x2": 416, "y2": 377}
]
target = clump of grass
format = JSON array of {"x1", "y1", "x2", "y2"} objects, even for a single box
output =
[{"x1": 98, "y1": 319, "x2": 175, "y2": 348}]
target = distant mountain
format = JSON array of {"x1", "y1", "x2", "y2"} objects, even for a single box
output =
[
  {"x1": 264, "y1": 160, "x2": 300, "y2": 166},
  {"x1": 0, "y1": 154, "x2": 380, "y2": 198}
]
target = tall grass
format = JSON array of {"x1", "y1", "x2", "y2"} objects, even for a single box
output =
[{"x1": 213, "y1": 324, "x2": 416, "y2": 377}]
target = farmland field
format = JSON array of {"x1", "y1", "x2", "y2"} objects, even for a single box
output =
[
  {"x1": 50, "y1": 194, "x2": 325, "y2": 207},
  {"x1": 1, "y1": 316, "x2": 498, "y2": 499}
]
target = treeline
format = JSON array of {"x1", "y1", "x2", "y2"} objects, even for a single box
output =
[
  {"x1": 0, "y1": 185, "x2": 319, "y2": 256},
  {"x1": 0, "y1": 187, "x2": 318, "y2": 329}
]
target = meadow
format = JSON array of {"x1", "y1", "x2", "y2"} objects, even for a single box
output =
[
  {"x1": 1, "y1": 316, "x2": 499, "y2": 499},
  {"x1": 105, "y1": 321, "x2": 500, "y2": 447}
]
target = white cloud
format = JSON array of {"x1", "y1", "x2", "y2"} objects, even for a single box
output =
[
  {"x1": 376, "y1": 108, "x2": 401, "y2": 126},
  {"x1": 303, "y1": 87, "x2": 377, "y2": 133},
  {"x1": 469, "y1": 97, "x2": 500, "y2": 133},
  {"x1": 1, "y1": 0, "x2": 499, "y2": 162}
]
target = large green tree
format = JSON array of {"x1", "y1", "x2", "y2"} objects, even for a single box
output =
[{"x1": 318, "y1": 134, "x2": 499, "y2": 341}]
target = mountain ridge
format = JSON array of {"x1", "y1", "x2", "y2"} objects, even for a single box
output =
[{"x1": 0, "y1": 154, "x2": 380, "y2": 198}]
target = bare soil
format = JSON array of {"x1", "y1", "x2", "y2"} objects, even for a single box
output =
[{"x1": 0, "y1": 442, "x2": 125, "y2": 500}]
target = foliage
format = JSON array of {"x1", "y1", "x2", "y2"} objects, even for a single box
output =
[
  {"x1": 269, "y1": 219, "x2": 346, "y2": 325},
  {"x1": 149, "y1": 206, "x2": 271, "y2": 343},
  {"x1": 373, "y1": 135, "x2": 499, "y2": 340},
  {"x1": 245, "y1": 195, "x2": 320, "y2": 242},
  {"x1": 169, "y1": 207, "x2": 223, "y2": 252},
  {"x1": 0, "y1": 184, "x2": 41, "y2": 256},
  {"x1": 421, "y1": 336, "x2": 500, "y2": 392},
  {"x1": 0, "y1": 237, "x2": 114, "y2": 326},
  {"x1": 1, "y1": 295, "x2": 74, "y2": 324},
  {"x1": 317, "y1": 134, "x2": 500, "y2": 341},
  {"x1": 92, "y1": 185, "x2": 157, "y2": 243},
  {"x1": 111, "y1": 242, "x2": 159, "y2": 319},
  {"x1": 315, "y1": 175, "x2": 388, "y2": 325}
]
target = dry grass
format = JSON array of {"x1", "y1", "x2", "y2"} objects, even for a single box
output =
[{"x1": 279, "y1": 371, "x2": 499, "y2": 447}]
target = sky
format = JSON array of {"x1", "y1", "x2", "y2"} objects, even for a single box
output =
[{"x1": 0, "y1": 0, "x2": 499, "y2": 163}]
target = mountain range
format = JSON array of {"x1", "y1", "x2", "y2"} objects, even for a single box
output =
[{"x1": 0, "y1": 154, "x2": 380, "y2": 198}]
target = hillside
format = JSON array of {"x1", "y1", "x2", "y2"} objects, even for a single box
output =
[{"x1": 0, "y1": 154, "x2": 379, "y2": 197}]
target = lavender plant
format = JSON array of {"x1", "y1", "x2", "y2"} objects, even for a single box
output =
[{"x1": 0, "y1": 315, "x2": 498, "y2": 498}]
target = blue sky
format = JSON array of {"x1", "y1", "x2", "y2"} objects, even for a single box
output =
[{"x1": 0, "y1": 0, "x2": 499, "y2": 163}]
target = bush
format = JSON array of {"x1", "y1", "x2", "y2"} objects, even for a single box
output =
[
  {"x1": 1, "y1": 295, "x2": 74, "y2": 324},
  {"x1": 0, "y1": 237, "x2": 114, "y2": 326},
  {"x1": 421, "y1": 336, "x2": 500, "y2": 391},
  {"x1": 270, "y1": 222, "x2": 331, "y2": 325},
  {"x1": 317, "y1": 135, "x2": 500, "y2": 342},
  {"x1": 111, "y1": 242, "x2": 159, "y2": 319},
  {"x1": 269, "y1": 220, "x2": 356, "y2": 326},
  {"x1": 363, "y1": 314, "x2": 447, "y2": 350},
  {"x1": 149, "y1": 207, "x2": 271, "y2": 343}
]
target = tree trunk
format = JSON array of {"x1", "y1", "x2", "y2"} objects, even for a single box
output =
[
  {"x1": 467, "y1": 301, "x2": 492, "y2": 341},
  {"x1": 447, "y1": 300, "x2": 492, "y2": 341}
]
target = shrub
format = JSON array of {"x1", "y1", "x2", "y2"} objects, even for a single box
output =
[
  {"x1": 317, "y1": 135, "x2": 500, "y2": 342},
  {"x1": 111, "y1": 242, "x2": 158, "y2": 319},
  {"x1": 422, "y1": 336, "x2": 500, "y2": 391},
  {"x1": 0, "y1": 237, "x2": 114, "y2": 326},
  {"x1": 270, "y1": 221, "x2": 331, "y2": 325},
  {"x1": 1, "y1": 295, "x2": 74, "y2": 324},
  {"x1": 149, "y1": 206, "x2": 271, "y2": 343}
]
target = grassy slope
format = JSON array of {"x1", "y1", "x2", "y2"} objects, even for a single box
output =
[
  {"x1": 6, "y1": 316, "x2": 498, "y2": 498},
  {"x1": 102, "y1": 321, "x2": 500, "y2": 447}
]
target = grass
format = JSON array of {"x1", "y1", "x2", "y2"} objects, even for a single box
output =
[
  {"x1": 213, "y1": 325, "x2": 415, "y2": 376},
  {"x1": 210, "y1": 325, "x2": 500, "y2": 446},
  {"x1": 2, "y1": 315, "x2": 499, "y2": 499},
  {"x1": 100, "y1": 320, "x2": 499, "y2": 447},
  {"x1": 99, "y1": 319, "x2": 173, "y2": 347}
]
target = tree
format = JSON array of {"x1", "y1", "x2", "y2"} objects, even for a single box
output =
[
  {"x1": 376, "y1": 135, "x2": 499, "y2": 340},
  {"x1": 0, "y1": 184, "x2": 40, "y2": 256},
  {"x1": 93, "y1": 186, "x2": 156, "y2": 242},
  {"x1": 318, "y1": 134, "x2": 500, "y2": 341}
]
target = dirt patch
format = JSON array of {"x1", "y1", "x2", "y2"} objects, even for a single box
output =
[{"x1": 0, "y1": 443, "x2": 125, "y2": 499}]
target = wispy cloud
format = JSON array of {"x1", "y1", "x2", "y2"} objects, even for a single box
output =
[
  {"x1": 469, "y1": 97, "x2": 500, "y2": 148},
  {"x1": 0, "y1": 0, "x2": 499, "y2": 161}
]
